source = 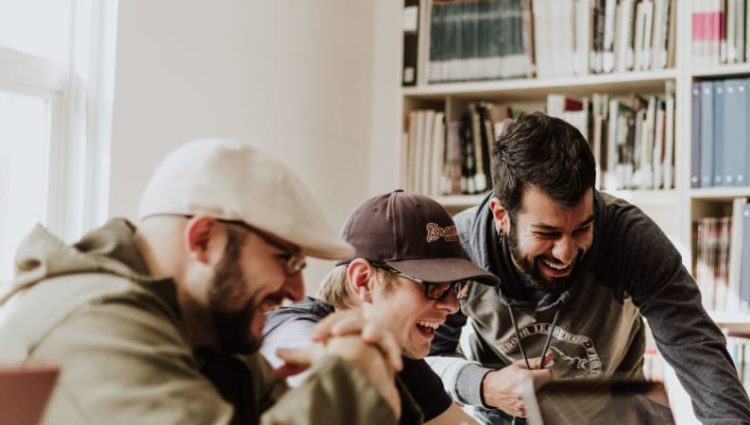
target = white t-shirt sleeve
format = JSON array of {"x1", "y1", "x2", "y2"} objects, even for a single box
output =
[{"x1": 259, "y1": 319, "x2": 317, "y2": 387}]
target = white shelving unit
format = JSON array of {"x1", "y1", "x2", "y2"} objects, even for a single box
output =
[
  {"x1": 399, "y1": 1, "x2": 750, "y2": 262},
  {"x1": 395, "y1": 2, "x2": 750, "y2": 424}
]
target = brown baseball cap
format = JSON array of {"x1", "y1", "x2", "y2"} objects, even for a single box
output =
[{"x1": 340, "y1": 190, "x2": 499, "y2": 286}]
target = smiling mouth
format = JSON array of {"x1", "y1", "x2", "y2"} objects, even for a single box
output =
[
  {"x1": 539, "y1": 258, "x2": 574, "y2": 276},
  {"x1": 416, "y1": 320, "x2": 442, "y2": 338}
]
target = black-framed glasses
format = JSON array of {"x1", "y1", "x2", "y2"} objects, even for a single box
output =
[
  {"x1": 372, "y1": 263, "x2": 469, "y2": 301},
  {"x1": 220, "y1": 220, "x2": 307, "y2": 276}
]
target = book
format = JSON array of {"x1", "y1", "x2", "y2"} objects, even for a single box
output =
[
  {"x1": 691, "y1": 82, "x2": 702, "y2": 188},
  {"x1": 713, "y1": 80, "x2": 725, "y2": 186},
  {"x1": 417, "y1": 0, "x2": 433, "y2": 86},
  {"x1": 700, "y1": 80, "x2": 715, "y2": 187},
  {"x1": 729, "y1": 198, "x2": 747, "y2": 311},
  {"x1": 740, "y1": 203, "x2": 750, "y2": 311},
  {"x1": 663, "y1": 89, "x2": 675, "y2": 189},
  {"x1": 722, "y1": 78, "x2": 748, "y2": 187},
  {"x1": 651, "y1": 0, "x2": 670, "y2": 69},
  {"x1": 402, "y1": 0, "x2": 420, "y2": 86},
  {"x1": 430, "y1": 111, "x2": 446, "y2": 196},
  {"x1": 601, "y1": 0, "x2": 617, "y2": 73},
  {"x1": 613, "y1": 0, "x2": 635, "y2": 72}
]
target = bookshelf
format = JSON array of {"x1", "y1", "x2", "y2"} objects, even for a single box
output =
[
  {"x1": 394, "y1": 1, "x2": 750, "y2": 423},
  {"x1": 398, "y1": 0, "x2": 750, "y2": 285}
]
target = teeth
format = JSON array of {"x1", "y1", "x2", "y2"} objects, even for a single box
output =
[
  {"x1": 416, "y1": 320, "x2": 441, "y2": 330},
  {"x1": 542, "y1": 259, "x2": 571, "y2": 270}
]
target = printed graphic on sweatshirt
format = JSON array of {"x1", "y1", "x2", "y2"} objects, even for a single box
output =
[{"x1": 499, "y1": 323, "x2": 602, "y2": 378}]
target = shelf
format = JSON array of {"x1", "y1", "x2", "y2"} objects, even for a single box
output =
[
  {"x1": 401, "y1": 69, "x2": 678, "y2": 102},
  {"x1": 710, "y1": 311, "x2": 750, "y2": 334},
  {"x1": 691, "y1": 63, "x2": 750, "y2": 79},
  {"x1": 690, "y1": 187, "x2": 750, "y2": 200},
  {"x1": 605, "y1": 189, "x2": 678, "y2": 208},
  {"x1": 435, "y1": 190, "x2": 677, "y2": 211},
  {"x1": 434, "y1": 194, "x2": 488, "y2": 209}
]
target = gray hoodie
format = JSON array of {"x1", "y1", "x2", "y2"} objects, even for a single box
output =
[{"x1": 427, "y1": 191, "x2": 750, "y2": 425}]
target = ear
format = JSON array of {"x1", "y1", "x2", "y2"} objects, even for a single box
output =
[
  {"x1": 488, "y1": 197, "x2": 510, "y2": 237},
  {"x1": 184, "y1": 216, "x2": 224, "y2": 265},
  {"x1": 346, "y1": 258, "x2": 376, "y2": 304}
]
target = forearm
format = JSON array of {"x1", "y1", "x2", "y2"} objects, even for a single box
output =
[
  {"x1": 426, "y1": 355, "x2": 493, "y2": 406},
  {"x1": 660, "y1": 339, "x2": 750, "y2": 424}
]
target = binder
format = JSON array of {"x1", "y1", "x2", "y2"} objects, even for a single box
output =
[
  {"x1": 700, "y1": 81, "x2": 714, "y2": 187},
  {"x1": 739, "y1": 204, "x2": 750, "y2": 311},
  {"x1": 722, "y1": 78, "x2": 748, "y2": 187},
  {"x1": 691, "y1": 81, "x2": 702, "y2": 188},
  {"x1": 713, "y1": 80, "x2": 725, "y2": 186}
]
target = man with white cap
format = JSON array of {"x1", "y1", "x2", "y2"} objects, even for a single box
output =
[
  {"x1": 262, "y1": 190, "x2": 500, "y2": 425},
  {"x1": 0, "y1": 139, "x2": 412, "y2": 424}
]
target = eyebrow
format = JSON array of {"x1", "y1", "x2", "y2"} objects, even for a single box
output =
[{"x1": 531, "y1": 214, "x2": 595, "y2": 232}]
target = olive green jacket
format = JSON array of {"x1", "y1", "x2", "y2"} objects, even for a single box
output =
[{"x1": 0, "y1": 220, "x2": 416, "y2": 425}]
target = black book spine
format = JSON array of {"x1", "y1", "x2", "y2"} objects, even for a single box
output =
[{"x1": 403, "y1": 0, "x2": 420, "y2": 86}]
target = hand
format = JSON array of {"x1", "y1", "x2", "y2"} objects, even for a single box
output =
[
  {"x1": 481, "y1": 352, "x2": 555, "y2": 417},
  {"x1": 276, "y1": 335, "x2": 401, "y2": 418},
  {"x1": 310, "y1": 309, "x2": 403, "y2": 372}
]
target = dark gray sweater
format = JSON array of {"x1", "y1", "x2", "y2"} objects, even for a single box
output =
[{"x1": 427, "y1": 191, "x2": 750, "y2": 425}]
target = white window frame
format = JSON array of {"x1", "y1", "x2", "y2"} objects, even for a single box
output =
[{"x1": 0, "y1": 0, "x2": 118, "y2": 243}]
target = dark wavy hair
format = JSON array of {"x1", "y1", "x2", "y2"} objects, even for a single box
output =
[{"x1": 492, "y1": 111, "x2": 596, "y2": 216}]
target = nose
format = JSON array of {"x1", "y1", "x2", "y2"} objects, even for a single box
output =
[
  {"x1": 283, "y1": 272, "x2": 305, "y2": 302},
  {"x1": 552, "y1": 235, "x2": 578, "y2": 264},
  {"x1": 436, "y1": 288, "x2": 460, "y2": 314}
]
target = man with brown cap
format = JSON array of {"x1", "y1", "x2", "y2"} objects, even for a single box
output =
[
  {"x1": 0, "y1": 139, "x2": 412, "y2": 425},
  {"x1": 262, "y1": 190, "x2": 499, "y2": 425}
]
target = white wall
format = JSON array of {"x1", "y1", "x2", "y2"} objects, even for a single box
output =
[
  {"x1": 369, "y1": 1, "x2": 403, "y2": 195},
  {"x1": 110, "y1": 0, "x2": 377, "y2": 289}
]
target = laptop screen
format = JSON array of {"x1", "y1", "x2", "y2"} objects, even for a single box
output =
[
  {"x1": 0, "y1": 366, "x2": 59, "y2": 425},
  {"x1": 524, "y1": 379, "x2": 675, "y2": 425}
]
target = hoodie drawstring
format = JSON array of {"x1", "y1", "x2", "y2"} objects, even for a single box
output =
[{"x1": 508, "y1": 306, "x2": 561, "y2": 425}]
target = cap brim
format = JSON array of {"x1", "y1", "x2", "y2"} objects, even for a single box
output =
[{"x1": 385, "y1": 257, "x2": 499, "y2": 286}]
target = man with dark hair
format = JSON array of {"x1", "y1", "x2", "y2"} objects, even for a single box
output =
[
  {"x1": 261, "y1": 190, "x2": 500, "y2": 425},
  {"x1": 428, "y1": 112, "x2": 750, "y2": 424}
]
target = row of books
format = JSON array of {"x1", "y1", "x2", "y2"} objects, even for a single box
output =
[
  {"x1": 401, "y1": 90, "x2": 675, "y2": 196},
  {"x1": 694, "y1": 199, "x2": 750, "y2": 312},
  {"x1": 691, "y1": 0, "x2": 750, "y2": 68},
  {"x1": 402, "y1": 103, "x2": 497, "y2": 196},
  {"x1": 550, "y1": 89, "x2": 676, "y2": 191},
  {"x1": 691, "y1": 78, "x2": 750, "y2": 189},
  {"x1": 401, "y1": 0, "x2": 677, "y2": 85}
]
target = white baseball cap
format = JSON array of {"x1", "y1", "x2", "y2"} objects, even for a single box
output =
[{"x1": 138, "y1": 138, "x2": 354, "y2": 260}]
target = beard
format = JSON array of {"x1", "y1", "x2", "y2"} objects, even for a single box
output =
[
  {"x1": 506, "y1": 222, "x2": 584, "y2": 294},
  {"x1": 208, "y1": 236, "x2": 260, "y2": 354}
]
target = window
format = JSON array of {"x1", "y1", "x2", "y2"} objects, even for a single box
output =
[{"x1": 0, "y1": 0, "x2": 117, "y2": 282}]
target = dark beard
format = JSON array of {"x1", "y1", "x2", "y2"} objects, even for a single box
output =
[
  {"x1": 208, "y1": 236, "x2": 260, "y2": 354},
  {"x1": 506, "y1": 223, "x2": 582, "y2": 294}
]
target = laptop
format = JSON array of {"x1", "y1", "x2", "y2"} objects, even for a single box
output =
[
  {"x1": 0, "y1": 366, "x2": 59, "y2": 425},
  {"x1": 522, "y1": 378, "x2": 675, "y2": 425}
]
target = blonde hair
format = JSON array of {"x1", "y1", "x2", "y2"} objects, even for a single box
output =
[
  {"x1": 317, "y1": 265, "x2": 352, "y2": 309},
  {"x1": 317, "y1": 262, "x2": 398, "y2": 309}
]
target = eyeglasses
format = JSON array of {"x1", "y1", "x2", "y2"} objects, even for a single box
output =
[
  {"x1": 220, "y1": 220, "x2": 307, "y2": 276},
  {"x1": 372, "y1": 263, "x2": 470, "y2": 301},
  {"x1": 411, "y1": 277, "x2": 470, "y2": 302}
]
